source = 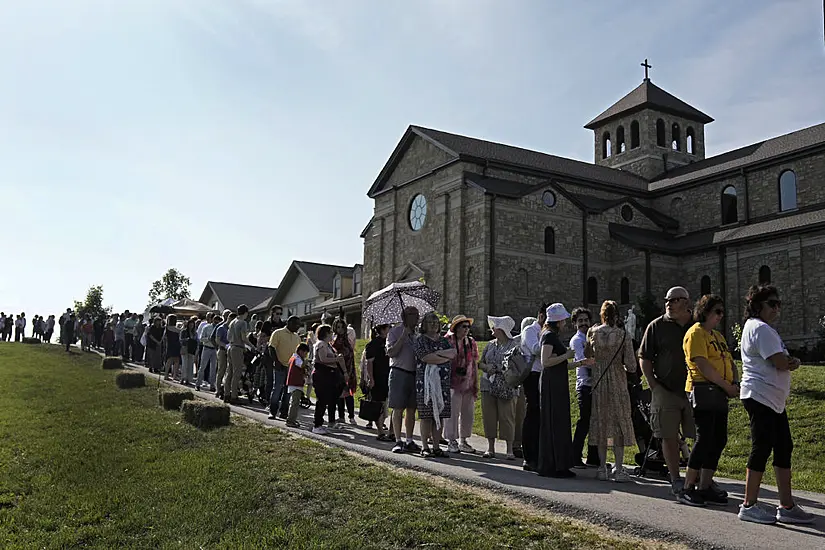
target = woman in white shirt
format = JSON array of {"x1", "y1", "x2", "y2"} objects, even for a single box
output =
[{"x1": 737, "y1": 284, "x2": 813, "y2": 525}]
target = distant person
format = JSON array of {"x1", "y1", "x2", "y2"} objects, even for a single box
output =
[
  {"x1": 45, "y1": 315, "x2": 55, "y2": 343},
  {"x1": 285, "y1": 343, "x2": 311, "y2": 427},
  {"x1": 63, "y1": 314, "x2": 76, "y2": 352},
  {"x1": 14, "y1": 313, "x2": 26, "y2": 342},
  {"x1": 225, "y1": 305, "x2": 253, "y2": 404},
  {"x1": 387, "y1": 307, "x2": 421, "y2": 454}
]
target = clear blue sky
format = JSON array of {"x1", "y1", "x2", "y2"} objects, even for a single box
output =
[{"x1": 1, "y1": 0, "x2": 824, "y2": 317}]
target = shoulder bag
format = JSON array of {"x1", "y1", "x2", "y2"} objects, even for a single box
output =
[{"x1": 504, "y1": 347, "x2": 531, "y2": 389}]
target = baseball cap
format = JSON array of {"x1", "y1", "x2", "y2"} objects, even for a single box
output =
[{"x1": 664, "y1": 287, "x2": 690, "y2": 301}]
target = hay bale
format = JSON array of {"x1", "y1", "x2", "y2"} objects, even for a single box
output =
[
  {"x1": 22, "y1": 337, "x2": 40, "y2": 345},
  {"x1": 102, "y1": 357, "x2": 123, "y2": 370},
  {"x1": 180, "y1": 400, "x2": 230, "y2": 430},
  {"x1": 115, "y1": 371, "x2": 145, "y2": 389},
  {"x1": 159, "y1": 389, "x2": 194, "y2": 411}
]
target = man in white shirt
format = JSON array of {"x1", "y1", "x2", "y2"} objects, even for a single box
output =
[
  {"x1": 569, "y1": 308, "x2": 599, "y2": 468},
  {"x1": 15, "y1": 313, "x2": 26, "y2": 342},
  {"x1": 519, "y1": 303, "x2": 546, "y2": 471}
]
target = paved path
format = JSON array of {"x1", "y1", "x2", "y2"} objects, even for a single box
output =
[{"x1": 117, "y1": 355, "x2": 825, "y2": 550}]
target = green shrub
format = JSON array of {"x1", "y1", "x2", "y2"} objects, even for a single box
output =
[
  {"x1": 159, "y1": 390, "x2": 194, "y2": 411},
  {"x1": 21, "y1": 337, "x2": 40, "y2": 345},
  {"x1": 115, "y1": 371, "x2": 145, "y2": 389},
  {"x1": 102, "y1": 357, "x2": 123, "y2": 370},
  {"x1": 181, "y1": 400, "x2": 230, "y2": 430}
]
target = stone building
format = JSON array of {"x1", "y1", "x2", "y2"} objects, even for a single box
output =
[{"x1": 361, "y1": 73, "x2": 825, "y2": 347}]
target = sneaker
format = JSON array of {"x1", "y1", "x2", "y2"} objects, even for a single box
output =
[
  {"x1": 670, "y1": 478, "x2": 685, "y2": 496},
  {"x1": 738, "y1": 502, "x2": 777, "y2": 525},
  {"x1": 697, "y1": 487, "x2": 728, "y2": 506},
  {"x1": 596, "y1": 466, "x2": 609, "y2": 481},
  {"x1": 312, "y1": 426, "x2": 329, "y2": 435},
  {"x1": 392, "y1": 442, "x2": 405, "y2": 454},
  {"x1": 458, "y1": 441, "x2": 476, "y2": 454},
  {"x1": 447, "y1": 441, "x2": 460, "y2": 453},
  {"x1": 777, "y1": 504, "x2": 815, "y2": 525},
  {"x1": 285, "y1": 420, "x2": 300, "y2": 428},
  {"x1": 678, "y1": 488, "x2": 706, "y2": 507},
  {"x1": 405, "y1": 441, "x2": 421, "y2": 453},
  {"x1": 348, "y1": 417, "x2": 357, "y2": 426},
  {"x1": 709, "y1": 479, "x2": 728, "y2": 498},
  {"x1": 612, "y1": 467, "x2": 632, "y2": 483}
]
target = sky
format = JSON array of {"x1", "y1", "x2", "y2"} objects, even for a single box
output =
[{"x1": 1, "y1": 0, "x2": 824, "y2": 316}]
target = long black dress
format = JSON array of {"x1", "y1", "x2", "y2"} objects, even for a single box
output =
[{"x1": 537, "y1": 329, "x2": 574, "y2": 477}]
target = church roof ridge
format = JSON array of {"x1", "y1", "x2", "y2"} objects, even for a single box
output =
[{"x1": 584, "y1": 79, "x2": 714, "y2": 129}]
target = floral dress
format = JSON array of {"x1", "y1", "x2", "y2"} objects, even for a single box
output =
[
  {"x1": 333, "y1": 333, "x2": 356, "y2": 396},
  {"x1": 413, "y1": 334, "x2": 453, "y2": 420},
  {"x1": 585, "y1": 324, "x2": 637, "y2": 447}
]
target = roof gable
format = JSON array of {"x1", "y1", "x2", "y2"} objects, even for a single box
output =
[
  {"x1": 585, "y1": 79, "x2": 714, "y2": 129},
  {"x1": 198, "y1": 282, "x2": 277, "y2": 312}
]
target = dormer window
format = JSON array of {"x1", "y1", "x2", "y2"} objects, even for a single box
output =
[
  {"x1": 333, "y1": 275, "x2": 341, "y2": 299},
  {"x1": 353, "y1": 269, "x2": 362, "y2": 296}
]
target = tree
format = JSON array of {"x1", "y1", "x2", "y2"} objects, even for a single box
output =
[
  {"x1": 147, "y1": 268, "x2": 191, "y2": 307},
  {"x1": 635, "y1": 292, "x2": 661, "y2": 334},
  {"x1": 74, "y1": 285, "x2": 112, "y2": 319}
]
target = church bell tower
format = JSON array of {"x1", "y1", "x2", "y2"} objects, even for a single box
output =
[{"x1": 584, "y1": 60, "x2": 714, "y2": 180}]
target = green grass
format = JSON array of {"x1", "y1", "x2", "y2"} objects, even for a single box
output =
[
  {"x1": 360, "y1": 339, "x2": 825, "y2": 492},
  {"x1": 0, "y1": 343, "x2": 674, "y2": 549}
]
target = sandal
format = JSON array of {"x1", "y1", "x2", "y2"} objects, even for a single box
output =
[{"x1": 483, "y1": 451, "x2": 496, "y2": 459}]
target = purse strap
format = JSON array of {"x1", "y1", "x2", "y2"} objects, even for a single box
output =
[{"x1": 590, "y1": 330, "x2": 626, "y2": 392}]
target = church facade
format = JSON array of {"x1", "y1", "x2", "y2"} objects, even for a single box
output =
[{"x1": 361, "y1": 75, "x2": 825, "y2": 348}]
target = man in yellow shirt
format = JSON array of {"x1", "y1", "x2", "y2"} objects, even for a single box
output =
[
  {"x1": 680, "y1": 294, "x2": 738, "y2": 507},
  {"x1": 268, "y1": 316, "x2": 302, "y2": 419}
]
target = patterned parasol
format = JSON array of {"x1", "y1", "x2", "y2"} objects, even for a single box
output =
[{"x1": 363, "y1": 281, "x2": 440, "y2": 326}]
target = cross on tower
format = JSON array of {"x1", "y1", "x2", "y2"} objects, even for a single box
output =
[{"x1": 641, "y1": 58, "x2": 652, "y2": 81}]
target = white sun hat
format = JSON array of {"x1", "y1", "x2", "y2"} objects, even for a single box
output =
[
  {"x1": 487, "y1": 315, "x2": 516, "y2": 335},
  {"x1": 545, "y1": 303, "x2": 571, "y2": 322}
]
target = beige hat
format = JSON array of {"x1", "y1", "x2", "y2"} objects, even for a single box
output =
[
  {"x1": 665, "y1": 287, "x2": 690, "y2": 301},
  {"x1": 449, "y1": 315, "x2": 474, "y2": 332}
]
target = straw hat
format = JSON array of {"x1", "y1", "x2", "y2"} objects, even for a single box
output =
[{"x1": 449, "y1": 315, "x2": 474, "y2": 332}]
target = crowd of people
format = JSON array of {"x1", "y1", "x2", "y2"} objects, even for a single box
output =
[{"x1": 1, "y1": 282, "x2": 813, "y2": 526}]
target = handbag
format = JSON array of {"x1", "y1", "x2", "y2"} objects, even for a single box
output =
[
  {"x1": 358, "y1": 393, "x2": 383, "y2": 422},
  {"x1": 690, "y1": 382, "x2": 729, "y2": 411},
  {"x1": 504, "y1": 348, "x2": 531, "y2": 388}
]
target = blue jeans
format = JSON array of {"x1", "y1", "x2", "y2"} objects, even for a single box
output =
[{"x1": 269, "y1": 367, "x2": 287, "y2": 415}]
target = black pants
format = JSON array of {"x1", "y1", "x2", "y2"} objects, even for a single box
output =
[
  {"x1": 15, "y1": 328, "x2": 22, "y2": 342},
  {"x1": 572, "y1": 385, "x2": 600, "y2": 464},
  {"x1": 688, "y1": 407, "x2": 728, "y2": 471},
  {"x1": 313, "y1": 366, "x2": 339, "y2": 428},
  {"x1": 337, "y1": 395, "x2": 355, "y2": 420},
  {"x1": 522, "y1": 372, "x2": 541, "y2": 466},
  {"x1": 124, "y1": 334, "x2": 133, "y2": 361},
  {"x1": 743, "y1": 398, "x2": 793, "y2": 472}
]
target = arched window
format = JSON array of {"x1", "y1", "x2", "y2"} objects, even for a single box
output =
[
  {"x1": 620, "y1": 277, "x2": 630, "y2": 305},
  {"x1": 466, "y1": 267, "x2": 476, "y2": 295},
  {"x1": 544, "y1": 227, "x2": 555, "y2": 254},
  {"x1": 517, "y1": 268, "x2": 529, "y2": 296},
  {"x1": 721, "y1": 185, "x2": 738, "y2": 224},
  {"x1": 671, "y1": 123, "x2": 681, "y2": 151},
  {"x1": 587, "y1": 277, "x2": 598, "y2": 304},
  {"x1": 656, "y1": 119, "x2": 666, "y2": 147},
  {"x1": 779, "y1": 170, "x2": 798, "y2": 211},
  {"x1": 700, "y1": 276, "x2": 711, "y2": 296},
  {"x1": 759, "y1": 266, "x2": 771, "y2": 284},
  {"x1": 602, "y1": 132, "x2": 612, "y2": 159},
  {"x1": 616, "y1": 126, "x2": 626, "y2": 153},
  {"x1": 630, "y1": 120, "x2": 640, "y2": 149},
  {"x1": 686, "y1": 127, "x2": 696, "y2": 154},
  {"x1": 670, "y1": 197, "x2": 683, "y2": 217}
]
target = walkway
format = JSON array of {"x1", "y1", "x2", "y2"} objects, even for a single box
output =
[{"x1": 121, "y1": 356, "x2": 824, "y2": 550}]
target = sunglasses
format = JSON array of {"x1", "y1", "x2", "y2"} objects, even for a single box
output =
[
  {"x1": 666, "y1": 297, "x2": 686, "y2": 304},
  {"x1": 766, "y1": 299, "x2": 782, "y2": 309},
  {"x1": 456, "y1": 324, "x2": 471, "y2": 330}
]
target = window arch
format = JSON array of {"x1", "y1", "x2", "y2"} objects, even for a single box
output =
[
  {"x1": 630, "y1": 120, "x2": 640, "y2": 149},
  {"x1": 517, "y1": 268, "x2": 529, "y2": 296},
  {"x1": 466, "y1": 267, "x2": 476, "y2": 295},
  {"x1": 616, "y1": 126, "x2": 626, "y2": 153},
  {"x1": 700, "y1": 275, "x2": 711, "y2": 296},
  {"x1": 721, "y1": 185, "x2": 738, "y2": 224},
  {"x1": 670, "y1": 197, "x2": 683, "y2": 217},
  {"x1": 656, "y1": 119, "x2": 666, "y2": 147},
  {"x1": 686, "y1": 127, "x2": 696, "y2": 154},
  {"x1": 779, "y1": 170, "x2": 798, "y2": 211},
  {"x1": 587, "y1": 277, "x2": 598, "y2": 304},
  {"x1": 544, "y1": 227, "x2": 555, "y2": 254},
  {"x1": 759, "y1": 266, "x2": 771, "y2": 284},
  {"x1": 671, "y1": 123, "x2": 681, "y2": 151},
  {"x1": 620, "y1": 277, "x2": 630, "y2": 305},
  {"x1": 602, "y1": 132, "x2": 612, "y2": 159}
]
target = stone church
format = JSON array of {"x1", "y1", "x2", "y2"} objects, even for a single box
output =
[{"x1": 360, "y1": 70, "x2": 825, "y2": 347}]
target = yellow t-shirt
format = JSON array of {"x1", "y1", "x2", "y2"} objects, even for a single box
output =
[
  {"x1": 269, "y1": 327, "x2": 301, "y2": 368},
  {"x1": 683, "y1": 323, "x2": 734, "y2": 391}
]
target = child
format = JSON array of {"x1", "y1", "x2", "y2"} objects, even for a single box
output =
[{"x1": 285, "y1": 343, "x2": 311, "y2": 428}]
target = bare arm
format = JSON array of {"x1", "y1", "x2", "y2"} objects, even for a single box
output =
[
  {"x1": 640, "y1": 358, "x2": 657, "y2": 389},
  {"x1": 386, "y1": 329, "x2": 408, "y2": 358},
  {"x1": 768, "y1": 352, "x2": 795, "y2": 372},
  {"x1": 365, "y1": 357, "x2": 375, "y2": 387},
  {"x1": 541, "y1": 344, "x2": 574, "y2": 368}
]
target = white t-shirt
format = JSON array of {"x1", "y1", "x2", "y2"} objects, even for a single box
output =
[
  {"x1": 739, "y1": 318, "x2": 791, "y2": 414},
  {"x1": 569, "y1": 330, "x2": 591, "y2": 389}
]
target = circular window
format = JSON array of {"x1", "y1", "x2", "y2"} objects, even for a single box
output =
[
  {"x1": 542, "y1": 190, "x2": 556, "y2": 208},
  {"x1": 409, "y1": 194, "x2": 427, "y2": 231},
  {"x1": 621, "y1": 205, "x2": 633, "y2": 222}
]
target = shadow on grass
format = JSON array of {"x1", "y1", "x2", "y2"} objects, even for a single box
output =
[{"x1": 791, "y1": 388, "x2": 825, "y2": 401}]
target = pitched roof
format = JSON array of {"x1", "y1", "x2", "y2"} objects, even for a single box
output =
[
  {"x1": 295, "y1": 261, "x2": 355, "y2": 294},
  {"x1": 585, "y1": 79, "x2": 714, "y2": 129},
  {"x1": 650, "y1": 121, "x2": 825, "y2": 190},
  {"x1": 198, "y1": 282, "x2": 277, "y2": 312},
  {"x1": 565, "y1": 192, "x2": 679, "y2": 230},
  {"x1": 411, "y1": 126, "x2": 648, "y2": 190}
]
